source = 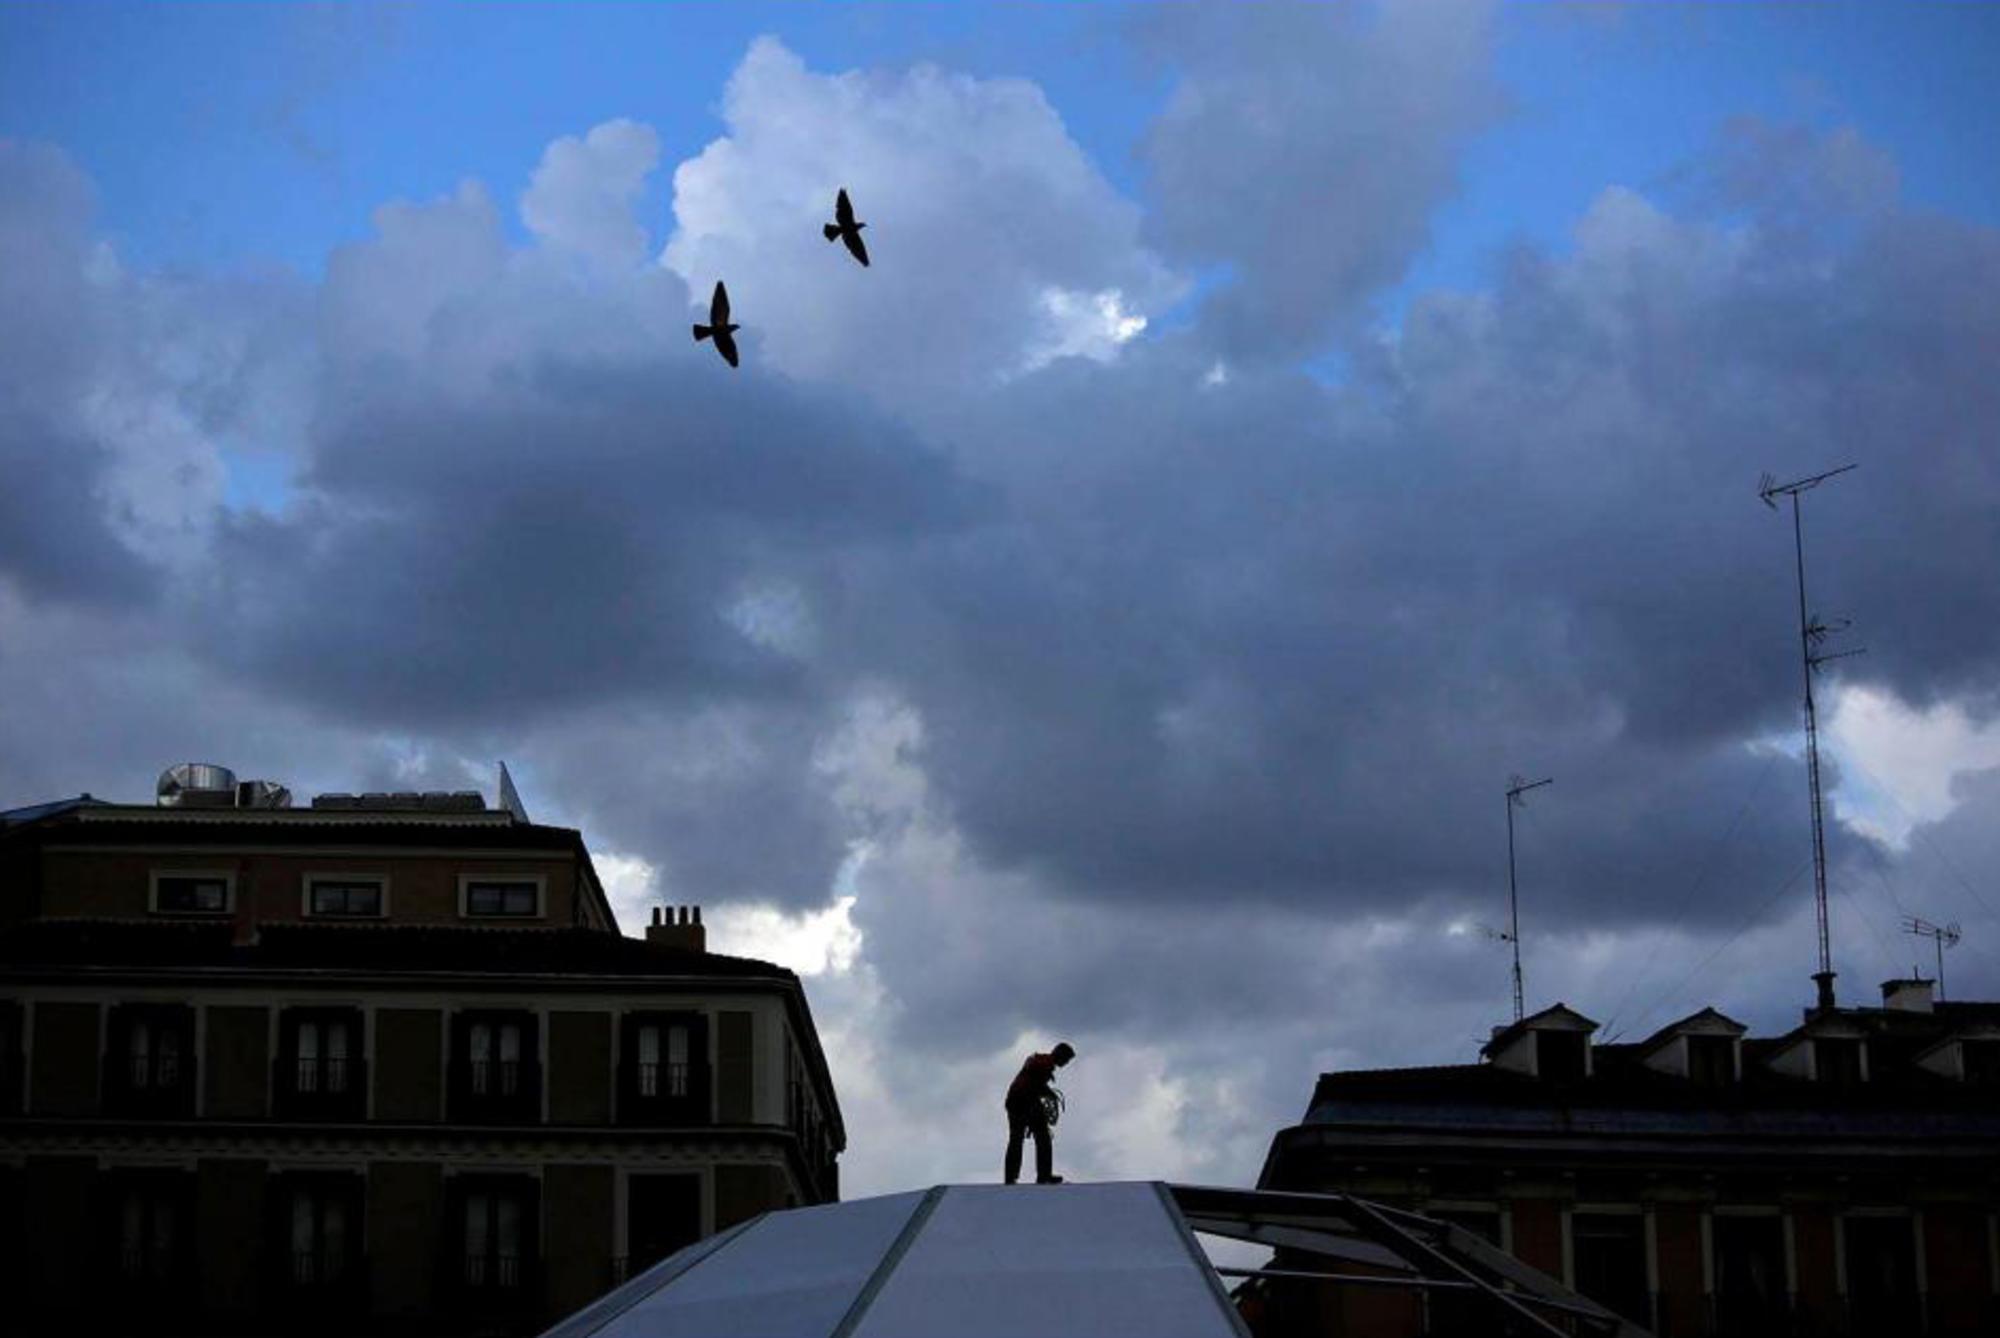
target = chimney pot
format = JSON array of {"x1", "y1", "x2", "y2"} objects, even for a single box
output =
[{"x1": 645, "y1": 902, "x2": 706, "y2": 953}]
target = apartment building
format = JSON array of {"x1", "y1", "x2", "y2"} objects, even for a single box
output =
[
  {"x1": 1255, "y1": 986, "x2": 2000, "y2": 1337},
  {"x1": 0, "y1": 766, "x2": 843, "y2": 1336}
]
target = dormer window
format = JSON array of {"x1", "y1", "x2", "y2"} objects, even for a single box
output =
[
  {"x1": 1539, "y1": 1030, "x2": 1587, "y2": 1082},
  {"x1": 1962, "y1": 1040, "x2": 2000, "y2": 1085},
  {"x1": 1688, "y1": 1035, "x2": 1737, "y2": 1087},
  {"x1": 1816, "y1": 1037, "x2": 1864, "y2": 1086}
]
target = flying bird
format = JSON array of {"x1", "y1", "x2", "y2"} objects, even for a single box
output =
[
  {"x1": 823, "y1": 188, "x2": 869, "y2": 267},
  {"x1": 692, "y1": 280, "x2": 740, "y2": 367}
]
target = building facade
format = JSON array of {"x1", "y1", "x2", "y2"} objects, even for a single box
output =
[
  {"x1": 1257, "y1": 986, "x2": 2000, "y2": 1337},
  {"x1": 0, "y1": 773, "x2": 843, "y2": 1336}
]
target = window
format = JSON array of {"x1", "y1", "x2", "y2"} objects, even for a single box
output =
[
  {"x1": 1571, "y1": 1212, "x2": 1649, "y2": 1325},
  {"x1": 277, "y1": 1175, "x2": 361, "y2": 1289},
  {"x1": 105, "y1": 1004, "x2": 195, "y2": 1116},
  {"x1": 1815, "y1": 1037, "x2": 1864, "y2": 1086},
  {"x1": 100, "y1": 1170, "x2": 194, "y2": 1311},
  {"x1": 471, "y1": 1019, "x2": 523, "y2": 1096},
  {"x1": 627, "y1": 1174, "x2": 701, "y2": 1276},
  {"x1": 1688, "y1": 1035, "x2": 1736, "y2": 1087},
  {"x1": 451, "y1": 1011, "x2": 540, "y2": 1123},
  {"x1": 118, "y1": 1183, "x2": 183, "y2": 1282},
  {"x1": 308, "y1": 879, "x2": 383, "y2": 917},
  {"x1": 455, "y1": 1177, "x2": 538, "y2": 1298},
  {"x1": 1845, "y1": 1216, "x2": 1918, "y2": 1335},
  {"x1": 1712, "y1": 1215, "x2": 1786, "y2": 1335},
  {"x1": 275, "y1": 1008, "x2": 366, "y2": 1120},
  {"x1": 152, "y1": 873, "x2": 229, "y2": 914},
  {"x1": 1539, "y1": 1030, "x2": 1587, "y2": 1082},
  {"x1": 1962, "y1": 1040, "x2": 2000, "y2": 1085},
  {"x1": 464, "y1": 880, "x2": 539, "y2": 918},
  {"x1": 636, "y1": 1021, "x2": 690, "y2": 1099},
  {"x1": 620, "y1": 1012, "x2": 707, "y2": 1125}
]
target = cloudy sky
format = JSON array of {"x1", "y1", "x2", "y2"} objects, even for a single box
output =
[{"x1": 4, "y1": 2, "x2": 2000, "y2": 1197}]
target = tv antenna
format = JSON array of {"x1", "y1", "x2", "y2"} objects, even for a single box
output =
[
  {"x1": 1758, "y1": 464, "x2": 1861, "y2": 1012},
  {"x1": 1903, "y1": 916, "x2": 1962, "y2": 1001},
  {"x1": 1505, "y1": 774, "x2": 1553, "y2": 1023}
]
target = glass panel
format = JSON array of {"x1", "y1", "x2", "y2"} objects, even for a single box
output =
[
  {"x1": 497, "y1": 1195, "x2": 520, "y2": 1256},
  {"x1": 1572, "y1": 1212, "x2": 1648, "y2": 1325},
  {"x1": 130, "y1": 1019, "x2": 151, "y2": 1088},
  {"x1": 467, "y1": 882, "x2": 536, "y2": 915},
  {"x1": 157, "y1": 1027, "x2": 180, "y2": 1086},
  {"x1": 669, "y1": 1025, "x2": 689, "y2": 1095},
  {"x1": 639, "y1": 1024, "x2": 660, "y2": 1096},
  {"x1": 121, "y1": 1192, "x2": 144, "y2": 1260},
  {"x1": 325, "y1": 1197, "x2": 347, "y2": 1272},
  {"x1": 150, "y1": 1195, "x2": 174, "y2": 1261},
  {"x1": 466, "y1": 1194, "x2": 489, "y2": 1255},
  {"x1": 327, "y1": 1021, "x2": 349, "y2": 1092},
  {"x1": 292, "y1": 1191, "x2": 316, "y2": 1256},
  {"x1": 471, "y1": 1022, "x2": 492, "y2": 1094}
]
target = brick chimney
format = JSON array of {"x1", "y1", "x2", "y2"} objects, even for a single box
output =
[
  {"x1": 646, "y1": 904, "x2": 705, "y2": 953},
  {"x1": 1881, "y1": 977, "x2": 1934, "y2": 1013}
]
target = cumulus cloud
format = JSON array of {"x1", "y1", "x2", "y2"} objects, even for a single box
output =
[
  {"x1": 1137, "y1": 0, "x2": 1502, "y2": 358},
  {"x1": 662, "y1": 38, "x2": 1184, "y2": 402},
  {"x1": 3, "y1": 27, "x2": 1999, "y2": 1203},
  {"x1": 521, "y1": 119, "x2": 663, "y2": 270}
]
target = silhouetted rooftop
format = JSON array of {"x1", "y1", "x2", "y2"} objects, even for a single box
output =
[{"x1": 0, "y1": 918, "x2": 795, "y2": 982}]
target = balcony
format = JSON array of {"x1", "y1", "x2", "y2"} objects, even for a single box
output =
[
  {"x1": 447, "y1": 1057, "x2": 543, "y2": 1124},
  {"x1": 271, "y1": 1055, "x2": 368, "y2": 1122},
  {"x1": 101, "y1": 1052, "x2": 196, "y2": 1119}
]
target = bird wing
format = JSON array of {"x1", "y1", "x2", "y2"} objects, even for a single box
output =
[
  {"x1": 844, "y1": 230, "x2": 870, "y2": 267},
  {"x1": 711, "y1": 280, "x2": 730, "y2": 324},
  {"x1": 713, "y1": 328, "x2": 739, "y2": 367},
  {"x1": 835, "y1": 188, "x2": 854, "y2": 227}
]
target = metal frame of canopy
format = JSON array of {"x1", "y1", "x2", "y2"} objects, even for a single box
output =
[
  {"x1": 540, "y1": 1182, "x2": 1653, "y2": 1338},
  {"x1": 1171, "y1": 1183, "x2": 1653, "y2": 1338}
]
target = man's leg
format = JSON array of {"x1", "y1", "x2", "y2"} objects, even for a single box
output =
[
  {"x1": 1004, "y1": 1107, "x2": 1027, "y2": 1184},
  {"x1": 1032, "y1": 1116, "x2": 1055, "y2": 1183}
]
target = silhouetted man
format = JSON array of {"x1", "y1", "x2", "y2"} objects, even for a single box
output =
[{"x1": 1003, "y1": 1041, "x2": 1074, "y2": 1185}]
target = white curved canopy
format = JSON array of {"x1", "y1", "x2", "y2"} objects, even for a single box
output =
[{"x1": 543, "y1": 1182, "x2": 1248, "y2": 1338}]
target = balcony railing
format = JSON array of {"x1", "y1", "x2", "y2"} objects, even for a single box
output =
[
  {"x1": 103, "y1": 1053, "x2": 194, "y2": 1117},
  {"x1": 470, "y1": 1059, "x2": 523, "y2": 1098},
  {"x1": 272, "y1": 1056, "x2": 368, "y2": 1121},
  {"x1": 636, "y1": 1061, "x2": 690, "y2": 1099},
  {"x1": 448, "y1": 1058, "x2": 542, "y2": 1123},
  {"x1": 464, "y1": 1253, "x2": 525, "y2": 1289}
]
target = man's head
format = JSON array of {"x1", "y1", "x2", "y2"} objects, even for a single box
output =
[{"x1": 1052, "y1": 1042, "x2": 1076, "y2": 1066}]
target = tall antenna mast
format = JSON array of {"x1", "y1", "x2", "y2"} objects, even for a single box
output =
[
  {"x1": 1505, "y1": 774, "x2": 1553, "y2": 1023},
  {"x1": 1903, "y1": 916, "x2": 1962, "y2": 1001},
  {"x1": 1758, "y1": 463, "x2": 1861, "y2": 1012}
]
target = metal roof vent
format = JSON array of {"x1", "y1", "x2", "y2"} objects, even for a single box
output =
[{"x1": 157, "y1": 762, "x2": 238, "y2": 808}]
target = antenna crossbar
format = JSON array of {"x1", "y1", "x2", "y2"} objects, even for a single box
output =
[{"x1": 1903, "y1": 915, "x2": 1963, "y2": 1001}]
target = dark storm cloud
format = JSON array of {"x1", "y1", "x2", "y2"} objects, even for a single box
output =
[
  {"x1": 831, "y1": 125, "x2": 1999, "y2": 938},
  {"x1": 1135, "y1": 0, "x2": 1501, "y2": 358},
  {"x1": 205, "y1": 356, "x2": 975, "y2": 727},
  {"x1": 0, "y1": 142, "x2": 159, "y2": 605}
]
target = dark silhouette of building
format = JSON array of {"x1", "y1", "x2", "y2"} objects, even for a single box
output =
[
  {"x1": 1256, "y1": 986, "x2": 2000, "y2": 1337},
  {"x1": 0, "y1": 771, "x2": 842, "y2": 1336}
]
